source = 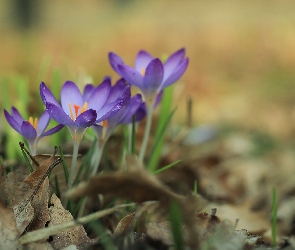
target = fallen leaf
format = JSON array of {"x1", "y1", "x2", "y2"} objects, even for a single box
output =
[
  {"x1": 48, "y1": 194, "x2": 95, "y2": 249},
  {"x1": 0, "y1": 198, "x2": 23, "y2": 250},
  {"x1": 113, "y1": 212, "x2": 135, "y2": 237}
]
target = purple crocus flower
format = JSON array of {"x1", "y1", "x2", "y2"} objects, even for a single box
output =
[
  {"x1": 91, "y1": 78, "x2": 145, "y2": 143},
  {"x1": 109, "y1": 48, "x2": 189, "y2": 104},
  {"x1": 40, "y1": 81, "x2": 125, "y2": 141},
  {"x1": 40, "y1": 80, "x2": 124, "y2": 188},
  {"x1": 4, "y1": 107, "x2": 64, "y2": 155},
  {"x1": 89, "y1": 78, "x2": 145, "y2": 176}
]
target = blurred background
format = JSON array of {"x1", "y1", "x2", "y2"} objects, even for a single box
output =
[{"x1": 1, "y1": 0, "x2": 295, "y2": 139}]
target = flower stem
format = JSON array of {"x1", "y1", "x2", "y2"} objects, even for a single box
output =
[
  {"x1": 68, "y1": 141, "x2": 80, "y2": 189},
  {"x1": 139, "y1": 104, "x2": 153, "y2": 163},
  {"x1": 91, "y1": 141, "x2": 105, "y2": 176}
]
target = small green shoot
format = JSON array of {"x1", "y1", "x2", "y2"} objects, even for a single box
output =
[
  {"x1": 152, "y1": 159, "x2": 182, "y2": 175},
  {"x1": 169, "y1": 202, "x2": 184, "y2": 250},
  {"x1": 194, "y1": 180, "x2": 198, "y2": 196},
  {"x1": 272, "y1": 187, "x2": 277, "y2": 247},
  {"x1": 58, "y1": 146, "x2": 69, "y2": 185},
  {"x1": 147, "y1": 109, "x2": 176, "y2": 172},
  {"x1": 54, "y1": 175, "x2": 61, "y2": 198},
  {"x1": 0, "y1": 155, "x2": 7, "y2": 175},
  {"x1": 20, "y1": 144, "x2": 34, "y2": 173},
  {"x1": 147, "y1": 86, "x2": 174, "y2": 171},
  {"x1": 89, "y1": 221, "x2": 117, "y2": 249}
]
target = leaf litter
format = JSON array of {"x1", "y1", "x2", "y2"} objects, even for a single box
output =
[{"x1": 3, "y1": 124, "x2": 295, "y2": 249}]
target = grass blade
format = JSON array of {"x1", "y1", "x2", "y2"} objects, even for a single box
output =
[
  {"x1": 58, "y1": 146, "x2": 69, "y2": 185},
  {"x1": 147, "y1": 86, "x2": 174, "y2": 171},
  {"x1": 147, "y1": 109, "x2": 176, "y2": 172},
  {"x1": 272, "y1": 187, "x2": 277, "y2": 247},
  {"x1": 152, "y1": 159, "x2": 182, "y2": 175}
]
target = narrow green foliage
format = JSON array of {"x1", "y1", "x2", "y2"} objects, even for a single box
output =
[
  {"x1": 20, "y1": 145, "x2": 34, "y2": 173},
  {"x1": 147, "y1": 109, "x2": 176, "y2": 172},
  {"x1": 272, "y1": 187, "x2": 277, "y2": 247},
  {"x1": 54, "y1": 175, "x2": 61, "y2": 198},
  {"x1": 153, "y1": 159, "x2": 182, "y2": 175},
  {"x1": 131, "y1": 115, "x2": 136, "y2": 155},
  {"x1": 194, "y1": 180, "x2": 198, "y2": 196},
  {"x1": 72, "y1": 197, "x2": 86, "y2": 218},
  {"x1": 169, "y1": 202, "x2": 184, "y2": 250},
  {"x1": 147, "y1": 86, "x2": 174, "y2": 171},
  {"x1": 0, "y1": 156, "x2": 7, "y2": 176},
  {"x1": 82, "y1": 139, "x2": 99, "y2": 179},
  {"x1": 89, "y1": 221, "x2": 116, "y2": 249},
  {"x1": 58, "y1": 146, "x2": 69, "y2": 185}
]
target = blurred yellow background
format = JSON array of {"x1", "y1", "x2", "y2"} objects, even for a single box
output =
[{"x1": 1, "y1": 0, "x2": 295, "y2": 138}]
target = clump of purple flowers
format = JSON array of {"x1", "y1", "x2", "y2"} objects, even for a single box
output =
[{"x1": 4, "y1": 48, "x2": 188, "y2": 194}]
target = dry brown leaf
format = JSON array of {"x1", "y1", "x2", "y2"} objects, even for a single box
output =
[
  {"x1": 0, "y1": 198, "x2": 23, "y2": 249},
  {"x1": 23, "y1": 152, "x2": 61, "y2": 232},
  {"x1": 194, "y1": 210, "x2": 221, "y2": 241},
  {"x1": 208, "y1": 202, "x2": 271, "y2": 236},
  {"x1": 33, "y1": 154, "x2": 83, "y2": 193},
  {"x1": 113, "y1": 212, "x2": 135, "y2": 237},
  {"x1": 48, "y1": 194, "x2": 95, "y2": 249},
  {"x1": 13, "y1": 199, "x2": 35, "y2": 235},
  {"x1": 67, "y1": 169, "x2": 183, "y2": 204},
  {"x1": 0, "y1": 170, "x2": 31, "y2": 207},
  {"x1": 146, "y1": 221, "x2": 174, "y2": 246}
]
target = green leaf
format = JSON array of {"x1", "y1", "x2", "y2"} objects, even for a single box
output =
[
  {"x1": 147, "y1": 86, "x2": 174, "y2": 171},
  {"x1": 169, "y1": 202, "x2": 184, "y2": 250},
  {"x1": 152, "y1": 159, "x2": 182, "y2": 175}
]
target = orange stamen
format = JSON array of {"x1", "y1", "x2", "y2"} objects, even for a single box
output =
[
  {"x1": 33, "y1": 118, "x2": 38, "y2": 129},
  {"x1": 28, "y1": 117, "x2": 38, "y2": 129},
  {"x1": 80, "y1": 102, "x2": 88, "y2": 113},
  {"x1": 74, "y1": 104, "x2": 80, "y2": 118},
  {"x1": 141, "y1": 68, "x2": 145, "y2": 76},
  {"x1": 102, "y1": 119, "x2": 108, "y2": 128},
  {"x1": 68, "y1": 102, "x2": 88, "y2": 121},
  {"x1": 68, "y1": 103, "x2": 75, "y2": 121},
  {"x1": 29, "y1": 117, "x2": 33, "y2": 126}
]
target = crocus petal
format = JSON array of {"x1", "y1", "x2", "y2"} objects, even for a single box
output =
[
  {"x1": 83, "y1": 84, "x2": 95, "y2": 102},
  {"x1": 143, "y1": 58, "x2": 164, "y2": 92},
  {"x1": 21, "y1": 121, "x2": 37, "y2": 140},
  {"x1": 88, "y1": 79, "x2": 111, "y2": 111},
  {"x1": 61, "y1": 81, "x2": 84, "y2": 116},
  {"x1": 36, "y1": 111, "x2": 50, "y2": 136},
  {"x1": 107, "y1": 85, "x2": 131, "y2": 124},
  {"x1": 120, "y1": 94, "x2": 144, "y2": 123},
  {"x1": 41, "y1": 124, "x2": 64, "y2": 137},
  {"x1": 95, "y1": 99, "x2": 123, "y2": 123},
  {"x1": 40, "y1": 82, "x2": 60, "y2": 107},
  {"x1": 118, "y1": 64, "x2": 144, "y2": 89},
  {"x1": 163, "y1": 48, "x2": 186, "y2": 79},
  {"x1": 4, "y1": 109, "x2": 21, "y2": 133},
  {"x1": 162, "y1": 58, "x2": 189, "y2": 88},
  {"x1": 154, "y1": 90, "x2": 163, "y2": 108},
  {"x1": 11, "y1": 107, "x2": 25, "y2": 124},
  {"x1": 45, "y1": 103, "x2": 75, "y2": 126},
  {"x1": 75, "y1": 109, "x2": 97, "y2": 127},
  {"x1": 109, "y1": 52, "x2": 125, "y2": 73},
  {"x1": 135, "y1": 50, "x2": 153, "y2": 72},
  {"x1": 106, "y1": 79, "x2": 127, "y2": 104}
]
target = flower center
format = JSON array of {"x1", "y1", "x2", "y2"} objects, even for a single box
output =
[
  {"x1": 28, "y1": 117, "x2": 38, "y2": 129},
  {"x1": 68, "y1": 102, "x2": 88, "y2": 121}
]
